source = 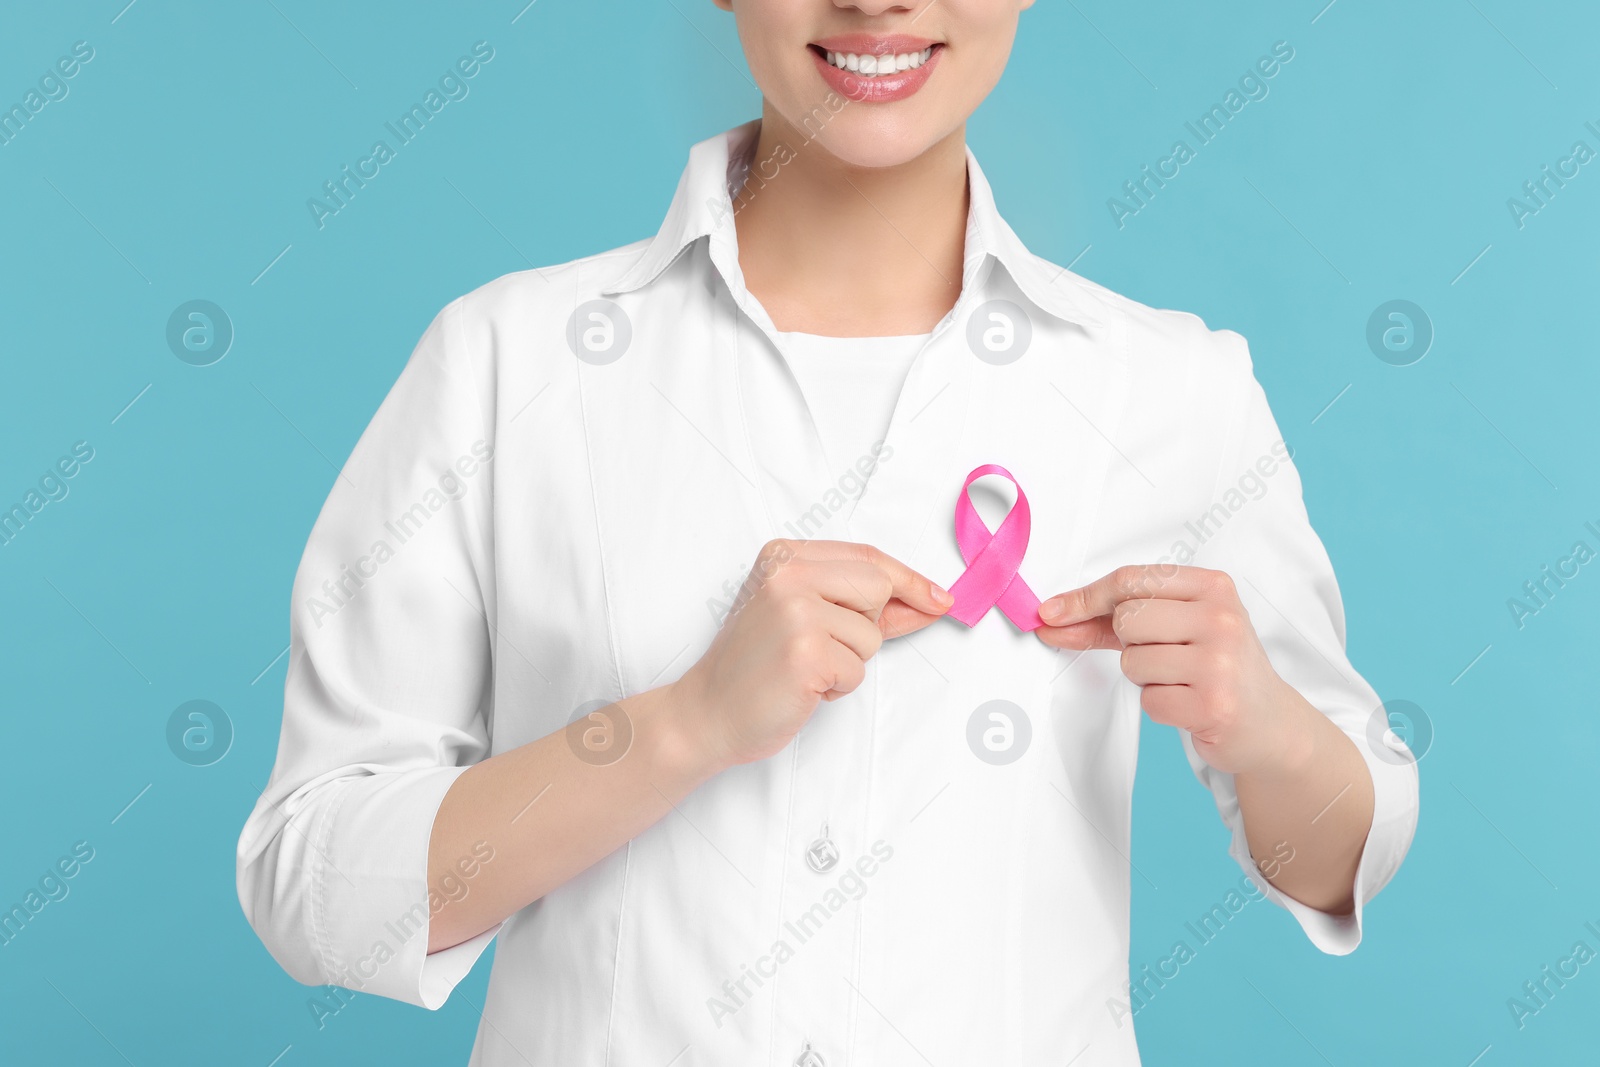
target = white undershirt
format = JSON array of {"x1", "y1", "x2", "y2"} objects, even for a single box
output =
[{"x1": 776, "y1": 330, "x2": 930, "y2": 477}]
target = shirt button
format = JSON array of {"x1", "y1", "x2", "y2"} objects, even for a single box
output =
[
  {"x1": 805, "y1": 824, "x2": 839, "y2": 873},
  {"x1": 795, "y1": 1041, "x2": 826, "y2": 1067}
]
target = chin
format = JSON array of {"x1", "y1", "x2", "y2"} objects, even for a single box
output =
[
  {"x1": 816, "y1": 134, "x2": 938, "y2": 170},
  {"x1": 792, "y1": 110, "x2": 955, "y2": 170}
]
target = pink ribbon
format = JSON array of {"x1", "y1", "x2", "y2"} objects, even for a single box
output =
[{"x1": 946, "y1": 464, "x2": 1044, "y2": 631}]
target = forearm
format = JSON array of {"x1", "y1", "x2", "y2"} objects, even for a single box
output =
[
  {"x1": 425, "y1": 683, "x2": 721, "y2": 953},
  {"x1": 1233, "y1": 688, "x2": 1375, "y2": 915},
  {"x1": 424, "y1": 540, "x2": 951, "y2": 954}
]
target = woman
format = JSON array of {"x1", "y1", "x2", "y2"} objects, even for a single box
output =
[{"x1": 238, "y1": 1, "x2": 1418, "y2": 1063}]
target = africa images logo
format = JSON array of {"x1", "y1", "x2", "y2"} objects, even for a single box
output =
[{"x1": 305, "y1": 42, "x2": 496, "y2": 230}]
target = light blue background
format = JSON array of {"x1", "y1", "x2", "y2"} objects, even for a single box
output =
[{"x1": 1, "y1": 1, "x2": 1595, "y2": 1063}]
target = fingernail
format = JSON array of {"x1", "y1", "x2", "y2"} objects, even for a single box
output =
[
  {"x1": 931, "y1": 583, "x2": 954, "y2": 606},
  {"x1": 1038, "y1": 597, "x2": 1064, "y2": 623}
]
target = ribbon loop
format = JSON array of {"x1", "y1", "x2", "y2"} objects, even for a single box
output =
[{"x1": 946, "y1": 464, "x2": 1043, "y2": 631}]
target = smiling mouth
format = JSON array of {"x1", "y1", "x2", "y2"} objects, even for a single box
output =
[{"x1": 808, "y1": 44, "x2": 939, "y2": 77}]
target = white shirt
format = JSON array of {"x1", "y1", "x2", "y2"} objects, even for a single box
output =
[
  {"x1": 776, "y1": 330, "x2": 929, "y2": 476},
  {"x1": 237, "y1": 119, "x2": 1418, "y2": 1067}
]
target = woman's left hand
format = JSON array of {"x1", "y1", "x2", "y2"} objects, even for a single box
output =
[{"x1": 1035, "y1": 564, "x2": 1316, "y2": 777}]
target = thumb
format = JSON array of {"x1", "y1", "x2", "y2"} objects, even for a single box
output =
[{"x1": 879, "y1": 599, "x2": 943, "y2": 640}]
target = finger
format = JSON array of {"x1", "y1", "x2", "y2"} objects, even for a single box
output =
[
  {"x1": 818, "y1": 636, "x2": 867, "y2": 698},
  {"x1": 1138, "y1": 683, "x2": 1200, "y2": 728},
  {"x1": 821, "y1": 601, "x2": 885, "y2": 662},
  {"x1": 863, "y1": 544, "x2": 954, "y2": 617},
  {"x1": 786, "y1": 538, "x2": 854, "y2": 560},
  {"x1": 1119, "y1": 643, "x2": 1202, "y2": 686},
  {"x1": 1038, "y1": 565, "x2": 1232, "y2": 627},
  {"x1": 879, "y1": 600, "x2": 943, "y2": 640},
  {"x1": 804, "y1": 558, "x2": 943, "y2": 640},
  {"x1": 797, "y1": 541, "x2": 953, "y2": 618},
  {"x1": 1111, "y1": 598, "x2": 1207, "y2": 647},
  {"x1": 1034, "y1": 617, "x2": 1120, "y2": 651},
  {"x1": 805, "y1": 559, "x2": 895, "y2": 617}
]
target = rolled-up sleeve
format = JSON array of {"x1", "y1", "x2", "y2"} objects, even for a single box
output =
[
  {"x1": 1185, "y1": 329, "x2": 1419, "y2": 956},
  {"x1": 237, "y1": 295, "x2": 501, "y2": 1007}
]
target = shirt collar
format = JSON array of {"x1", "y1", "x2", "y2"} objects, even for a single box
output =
[{"x1": 601, "y1": 120, "x2": 1107, "y2": 331}]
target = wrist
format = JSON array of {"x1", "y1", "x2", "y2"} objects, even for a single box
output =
[
  {"x1": 637, "y1": 675, "x2": 732, "y2": 788},
  {"x1": 1237, "y1": 680, "x2": 1322, "y2": 781}
]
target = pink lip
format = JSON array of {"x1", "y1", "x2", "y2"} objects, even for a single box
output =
[
  {"x1": 812, "y1": 33, "x2": 940, "y2": 54},
  {"x1": 809, "y1": 39, "x2": 943, "y2": 104}
]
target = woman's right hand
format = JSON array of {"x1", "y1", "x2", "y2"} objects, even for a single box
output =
[{"x1": 670, "y1": 539, "x2": 953, "y2": 769}]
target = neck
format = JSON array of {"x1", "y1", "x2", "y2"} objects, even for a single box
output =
[{"x1": 731, "y1": 104, "x2": 969, "y2": 337}]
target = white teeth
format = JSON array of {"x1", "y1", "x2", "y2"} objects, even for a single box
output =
[{"x1": 822, "y1": 46, "x2": 934, "y2": 77}]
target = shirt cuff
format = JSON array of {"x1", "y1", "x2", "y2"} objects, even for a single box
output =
[
  {"x1": 312, "y1": 766, "x2": 500, "y2": 1008},
  {"x1": 1228, "y1": 829, "x2": 1365, "y2": 955},
  {"x1": 1199, "y1": 730, "x2": 1419, "y2": 957},
  {"x1": 419, "y1": 923, "x2": 501, "y2": 1009}
]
